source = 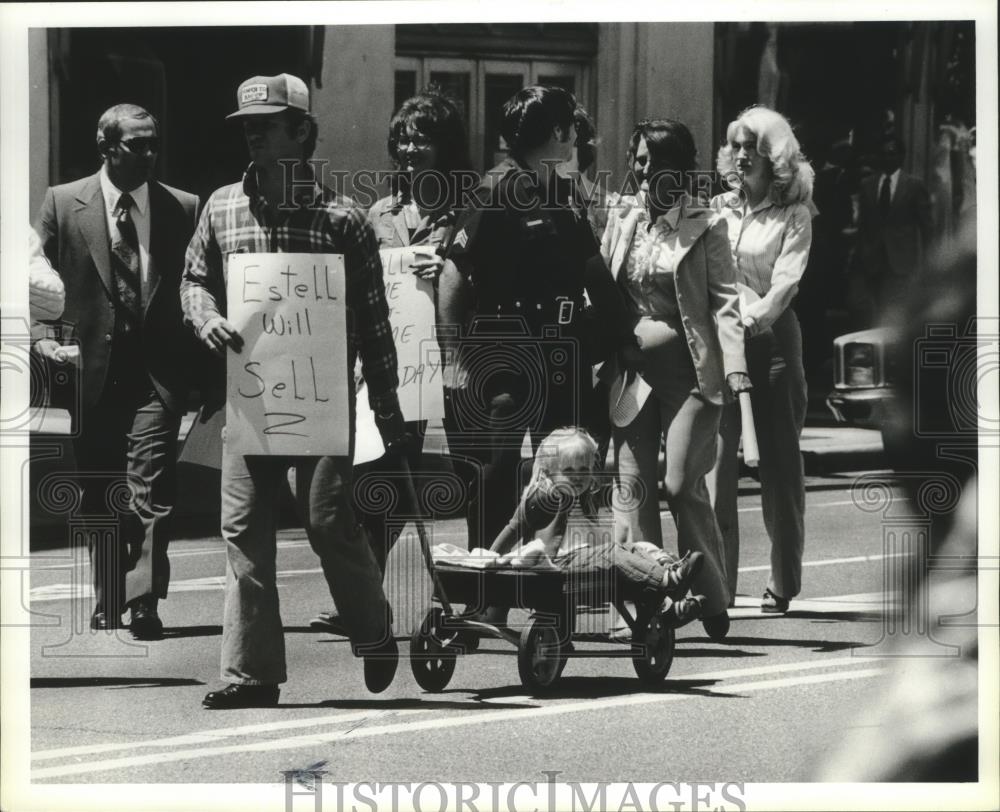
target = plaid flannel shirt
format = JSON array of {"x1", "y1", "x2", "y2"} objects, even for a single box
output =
[{"x1": 180, "y1": 166, "x2": 399, "y2": 410}]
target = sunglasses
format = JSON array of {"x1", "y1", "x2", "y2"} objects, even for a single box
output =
[
  {"x1": 396, "y1": 134, "x2": 434, "y2": 150},
  {"x1": 117, "y1": 136, "x2": 160, "y2": 154}
]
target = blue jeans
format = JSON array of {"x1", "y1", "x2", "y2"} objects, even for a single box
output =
[
  {"x1": 220, "y1": 452, "x2": 391, "y2": 685},
  {"x1": 556, "y1": 540, "x2": 671, "y2": 606}
]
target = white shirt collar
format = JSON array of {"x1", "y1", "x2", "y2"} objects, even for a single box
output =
[
  {"x1": 100, "y1": 165, "x2": 149, "y2": 215},
  {"x1": 747, "y1": 195, "x2": 774, "y2": 215}
]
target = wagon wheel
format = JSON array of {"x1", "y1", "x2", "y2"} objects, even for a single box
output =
[
  {"x1": 631, "y1": 613, "x2": 675, "y2": 685},
  {"x1": 410, "y1": 607, "x2": 457, "y2": 692},
  {"x1": 517, "y1": 616, "x2": 564, "y2": 693}
]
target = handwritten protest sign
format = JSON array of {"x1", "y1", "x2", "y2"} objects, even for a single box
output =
[
  {"x1": 225, "y1": 253, "x2": 348, "y2": 455},
  {"x1": 379, "y1": 247, "x2": 445, "y2": 421}
]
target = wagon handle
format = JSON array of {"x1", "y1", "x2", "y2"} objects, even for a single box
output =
[{"x1": 397, "y1": 454, "x2": 454, "y2": 615}]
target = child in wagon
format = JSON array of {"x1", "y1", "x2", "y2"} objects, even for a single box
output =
[{"x1": 488, "y1": 426, "x2": 706, "y2": 627}]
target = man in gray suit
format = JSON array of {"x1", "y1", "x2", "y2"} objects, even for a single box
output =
[
  {"x1": 855, "y1": 135, "x2": 933, "y2": 321},
  {"x1": 33, "y1": 104, "x2": 201, "y2": 637}
]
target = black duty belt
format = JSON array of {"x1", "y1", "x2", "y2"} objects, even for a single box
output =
[{"x1": 490, "y1": 296, "x2": 583, "y2": 326}]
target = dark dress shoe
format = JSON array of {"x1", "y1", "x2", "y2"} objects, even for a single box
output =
[
  {"x1": 309, "y1": 610, "x2": 348, "y2": 636},
  {"x1": 702, "y1": 610, "x2": 731, "y2": 641},
  {"x1": 90, "y1": 610, "x2": 123, "y2": 631},
  {"x1": 202, "y1": 683, "x2": 280, "y2": 709},
  {"x1": 361, "y1": 636, "x2": 399, "y2": 694},
  {"x1": 311, "y1": 605, "x2": 394, "y2": 636},
  {"x1": 130, "y1": 599, "x2": 164, "y2": 640}
]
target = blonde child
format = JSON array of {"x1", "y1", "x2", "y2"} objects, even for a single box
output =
[{"x1": 490, "y1": 427, "x2": 705, "y2": 626}]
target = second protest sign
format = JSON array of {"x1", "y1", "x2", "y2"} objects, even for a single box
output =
[{"x1": 379, "y1": 246, "x2": 445, "y2": 421}]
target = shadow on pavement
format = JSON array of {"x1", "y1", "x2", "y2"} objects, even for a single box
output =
[
  {"x1": 279, "y1": 697, "x2": 537, "y2": 711},
  {"x1": 161, "y1": 625, "x2": 222, "y2": 638},
  {"x1": 672, "y1": 646, "x2": 766, "y2": 658},
  {"x1": 701, "y1": 635, "x2": 870, "y2": 653},
  {"x1": 787, "y1": 610, "x2": 882, "y2": 623},
  {"x1": 457, "y1": 676, "x2": 739, "y2": 701},
  {"x1": 287, "y1": 626, "x2": 353, "y2": 636},
  {"x1": 727, "y1": 611, "x2": 881, "y2": 625},
  {"x1": 30, "y1": 677, "x2": 205, "y2": 688}
]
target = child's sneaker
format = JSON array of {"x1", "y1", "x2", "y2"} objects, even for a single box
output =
[
  {"x1": 661, "y1": 594, "x2": 705, "y2": 628},
  {"x1": 661, "y1": 551, "x2": 704, "y2": 599}
]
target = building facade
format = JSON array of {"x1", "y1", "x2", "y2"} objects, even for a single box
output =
[{"x1": 30, "y1": 21, "x2": 975, "y2": 218}]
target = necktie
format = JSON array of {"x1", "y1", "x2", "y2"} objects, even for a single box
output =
[
  {"x1": 111, "y1": 191, "x2": 142, "y2": 323},
  {"x1": 878, "y1": 175, "x2": 892, "y2": 218}
]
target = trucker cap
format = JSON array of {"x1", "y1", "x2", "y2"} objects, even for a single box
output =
[{"x1": 227, "y1": 73, "x2": 310, "y2": 119}]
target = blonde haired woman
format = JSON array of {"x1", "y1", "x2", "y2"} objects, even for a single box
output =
[{"x1": 711, "y1": 105, "x2": 815, "y2": 614}]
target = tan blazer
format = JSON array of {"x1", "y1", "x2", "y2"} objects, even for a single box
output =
[{"x1": 600, "y1": 193, "x2": 746, "y2": 408}]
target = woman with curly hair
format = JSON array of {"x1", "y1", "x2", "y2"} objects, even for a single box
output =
[
  {"x1": 311, "y1": 90, "x2": 473, "y2": 635},
  {"x1": 710, "y1": 105, "x2": 815, "y2": 614}
]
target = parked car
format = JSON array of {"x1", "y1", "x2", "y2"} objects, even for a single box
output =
[{"x1": 827, "y1": 326, "x2": 900, "y2": 451}]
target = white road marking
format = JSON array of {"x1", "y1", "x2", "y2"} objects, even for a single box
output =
[
  {"x1": 34, "y1": 538, "x2": 312, "y2": 569},
  {"x1": 32, "y1": 653, "x2": 880, "y2": 763},
  {"x1": 31, "y1": 666, "x2": 886, "y2": 779},
  {"x1": 31, "y1": 708, "x2": 426, "y2": 762},
  {"x1": 661, "y1": 495, "x2": 909, "y2": 515},
  {"x1": 728, "y1": 591, "x2": 892, "y2": 617},
  {"x1": 738, "y1": 551, "x2": 909, "y2": 573},
  {"x1": 28, "y1": 568, "x2": 330, "y2": 601},
  {"x1": 742, "y1": 495, "x2": 909, "y2": 513}
]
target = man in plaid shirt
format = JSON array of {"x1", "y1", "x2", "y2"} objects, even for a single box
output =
[{"x1": 181, "y1": 74, "x2": 405, "y2": 709}]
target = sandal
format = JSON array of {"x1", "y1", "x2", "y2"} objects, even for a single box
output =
[{"x1": 761, "y1": 588, "x2": 790, "y2": 614}]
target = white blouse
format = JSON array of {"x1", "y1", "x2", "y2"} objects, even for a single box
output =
[
  {"x1": 623, "y1": 203, "x2": 683, "y2": 320},
  {"x1": 711, "y1": 193, "x2": 813, "y2": 330}
]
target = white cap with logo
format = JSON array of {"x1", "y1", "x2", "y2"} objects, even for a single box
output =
[{"x1": 227, "y1": 73, "x2": 310, "y2": 119}]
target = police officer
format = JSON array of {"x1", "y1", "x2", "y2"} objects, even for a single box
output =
[{"x1": 444, "y1": 85, "x2": 629, "y2": 545}]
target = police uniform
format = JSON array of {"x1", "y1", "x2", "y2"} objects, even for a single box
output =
[{"x1": 446, "y1": 157, "x2": 604, "y2": 543}]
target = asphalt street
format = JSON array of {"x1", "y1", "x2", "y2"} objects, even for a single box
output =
[{"x1": 19, "y1": 462, "x2": 957, "y2": 788}]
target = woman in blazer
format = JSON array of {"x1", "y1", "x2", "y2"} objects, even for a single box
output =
[
  {"x1": 710, "y1": 105, "x2": 815, "y2": 615},
  {"x1": 601, "y1": 119, "x2": 750, "y2": 640}
]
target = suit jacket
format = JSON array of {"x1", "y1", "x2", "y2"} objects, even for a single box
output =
[
  {"x1": 857, "y1": 171, "x2": 933, "y2": 278},
  {"x1": 600, "y1": 194, "x2": 746, "y2": 407},
  {"x1": 34, "y1": 171, "x2": 201, "y2": 413}
]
